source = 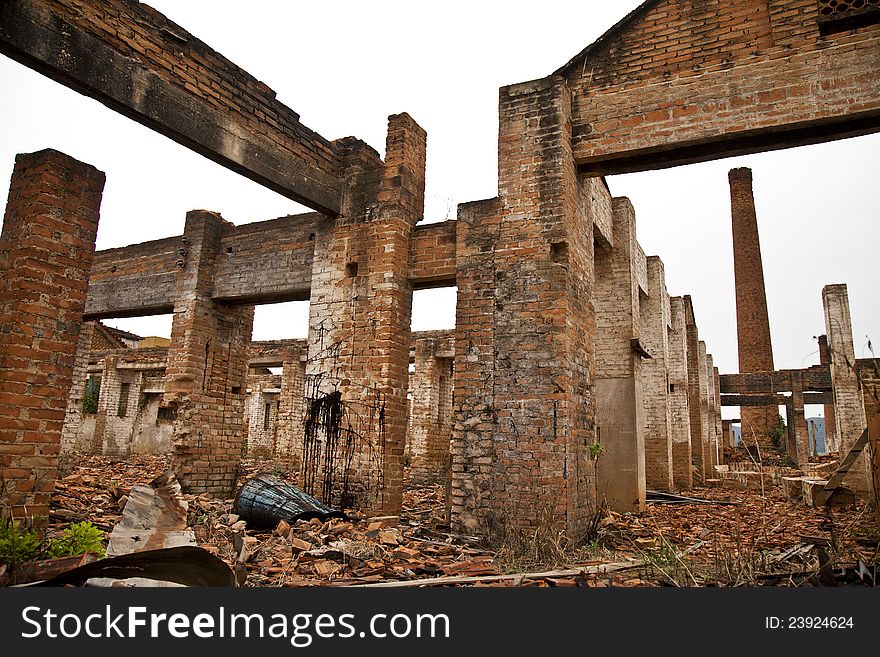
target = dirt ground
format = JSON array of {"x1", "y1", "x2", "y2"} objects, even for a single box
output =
[{"x1": 42, "y1": 453, "x2": 878, "y2": 587}]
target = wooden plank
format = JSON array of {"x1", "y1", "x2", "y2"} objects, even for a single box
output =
[
  {"x1": 351, "y1": 561, "x2": 643, "y2": 588},
  {"x1": 820, "y1": 428, "x2": 869, "y2": 504}
]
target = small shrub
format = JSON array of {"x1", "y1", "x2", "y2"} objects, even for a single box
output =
[
  {"x1": 47, "y1": 521, "x2": 106, "y2": 559},
  {"x1": 0, "y1": 518, "x2": 43, "y2": 567}
]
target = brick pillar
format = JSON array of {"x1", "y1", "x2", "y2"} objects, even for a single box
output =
[
  {"x1": 685, "y1": 315, "x2": 705, "y2": 482},
  {"x1": 729, "y1": 167, "x2": 777, "y2": 448},
  {"x1": 0, "y1": 149, "x2": 103, "y2": 518},
  {"x1": 668, "y1": 297, "x2": 692, "y2": 490},
  {"x1": 91, "y1": 355, "x2": 125, "y2": 456},
  {"x1": 305, "y1": 116, "x2": 425, "y2": 513},
  {"x1": 822, "y1": 284, "x2": 870, "y2": 497},
  {"x1": 641, "y1": 256, "x2": 673, "y2": 492},
  {"x1": 595, "y1": 198, "x2": 645, "y2": 512},
  {"x1": 721, "y1": 419, "x2": 735, "y2": 464},
  {"x1": 450, "y1": 77, "x2": 595, "y2": 538},
  {"x1": 713, "y1": 367, "x2": 723, "y2": 465},
  {"x1": 788, "y1": 372, "x2": 809, "y2": 465},
  {"x1": 698, "y1": 342, "x2": 710, "y2": 480},
  {"x1": 408, "y1": 338, "x2": 447, "y2": 485},
  {"x1": 817, "y1": 335, "x2": 838, "y2": 453},
  {"x1": 276, "y1": 344, "x2": 305, "y2": 468},
  {"x1": 706, "y1": 353, "x2": 718, "y2": 475},
  {"x1": 164, "y1": 210, "x2": 254, "y2": 498},
  {"x1": 60, "y1": 320, "x2": 96, "y2": 454}
]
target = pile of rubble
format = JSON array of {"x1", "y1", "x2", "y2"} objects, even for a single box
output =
[{"x1": 25, "y1": 454, "x2": 877, "y2": 588}]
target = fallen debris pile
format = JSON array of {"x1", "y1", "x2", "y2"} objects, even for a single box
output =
[{"x1": 21, "y1": 454, "x2": 876, "y2": 588}]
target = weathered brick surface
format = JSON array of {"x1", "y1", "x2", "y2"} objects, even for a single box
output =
[
  {"x1": 84, "y1": 211, "x2": 450, "y2": 320},
  {"x1": 730, "y1": 167, "x2": 778, "y2": 448},
  {"x1": 595, "y1": 197, "x2": 646, "y2": 511},
  {"x1": 697, "y1": 342, "x2": 710, "y2": 479},
  {"x1": 706, "y1": 354, "x2": 718, "y2": 472},
  {"x1": 409, "y1": 221, "x2": 457, "y2": 289},
  {"x1": 818, "y1": 335, "x2": 839, "y2": 453},
  {"x1": 451, "y1": 77, "x2": 595, "y2": 538},
  {"x1": 304, "y1": 115, "x2": 425, "y2": 513},
  {"x1": 244, "y1": 372, "x2": 281, "y2": 458},
  {"x1": 684, "y1": 300, "x2": 706, "y2": 482},
  {"x1": 668, "y1": 296, "x2": 693, "y2": 489},
  {"x1": 0, "y1": 149, "x2": 103, "y2": 517},
  {"x1": 0, "y1": 0, "x2": 342, "y2": 213},
  {"x1": 642, "y1": 256, "x2": 673, "y2": 492},
  {"x1": 406, "y1": 335, "x2": 454, "y2": 485},
  {"x1": 559, "y1": 0, "x2": 880, "y2": 172},
  {"x1": 212, "y1": 215, "x2": 319, "y2": 304},
  {"x1": 823, "y1": 284, "x2": 871, "y2": 497},
  {"x1": 164, "y1": 210, "x2": 254, "y2": 498}
]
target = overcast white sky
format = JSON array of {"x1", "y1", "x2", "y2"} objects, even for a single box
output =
[{"x1": 1, "y1": 1, "x2": 877, "y2": 421}]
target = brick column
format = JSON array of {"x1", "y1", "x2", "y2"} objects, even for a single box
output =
[
  {"x1": 305, "y1": 116, "x2": 425, "y2": 513},
  {"x1": 91, "y1": 355, "x2": 124, "y2": 456},
  {"x1": 164, "y1": 210, "x2": 254, "y2": 498},
  {"x1": 817, "y1": 335, "x2": 838, "y2": 453},
  {"x1": 698, "y1": 342, "x2": 711, "y2": 480},
  {"x1": 822, "y1": 284, "x2": 870, "y2": 497},
  {"x1": 713, "y1": 367, "x2": 723, "y2": 465},
  {"x1": 641, "y1": 257, "x2": 673, "y2": 492},
  {"x1": 668, "y1": 297, "x2": 692, "y2": 490},
  {"x1": 706, "y1": 354, "x2": 718, "y2": 474},
  {"x1": 685, "y1": 311, "x2": 705, "y2": 482},
  {"x1": 408, "y1": 338, "x2": 447, "y2": 485},
  {"x1": 789, "y1": 372, "x2": 809, "y2": 465},
  {"x1": 595, "y1": 198, "x2": 645, "y2": 512},
  {"x1": 450, "y1": 77, "x2": 595, "y2": 538},
  {"x1": 276, "y1": 344, "x2": 305, "y2": 468},
  {"x1": 0, "y1": 149, "x2": 103, "y2": 518},
  {"x1": 60, "y1": 320, "x2": 96, "y2": 454},
  {"x1": 729, "y1": 167, "x2": 777, "y2": 448}
]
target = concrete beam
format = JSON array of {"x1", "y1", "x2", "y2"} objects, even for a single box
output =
[
  {"x1": 0, "y1": 0, "x2": 342, "y2": 215},
  {"x1": 719, "y1": 366, "x2": 832, "y2": 394}
]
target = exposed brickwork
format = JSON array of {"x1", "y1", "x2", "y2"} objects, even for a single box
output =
[
  {"x1": 274, "y1": 344, "x2": 306, "y2": 470},
  {"x1": 164, "y1": 211, "x2": 254, "y2": 498},
  {"x1": 212, "y1": 215, "x2": 319, "y2": 304},
  {"x1": 304, "y1": 115, "x2": 425, "y2": 513},
  {"x1": 409, "y1": 221, "x2": 457, "y2": 289},
  {"x1": 818, "y1": 335, "x2": 839, "y2": 453},
  {"x1": 560, "y1": 0, "x2": 880, "y2": 172},
  {"x1": 706, "y1": 354, "x2": 718, "y2": 472},
  {"x1": 60, "y1": 320, "x2": 95, "y2": 453},
  {"x1": 406, "y1": 336, "x2": 454, "y2": 485},
  {"x1": 684, "y1": 301, "x2": 706, "y2": 482},
  {"x1": 856, "y1": 358, "x2": 880, "y2": 432},
  {"x1": 0, "y1": 149, "x2": 103, "y2": 517},
  {"x1": 668, "y1": 297, "x2": 693, "y2": 490},
  {"x1": 823, "y1": 284, "x2": 871, "y2": 498},
  {"x1": 0, "y1": 0, "x2": 342, "y2": 213},
  {"x1": 595, "y1": 197, "x2": 646, "y2": 511},
  {"x1": 244, "y1": 372, "x2": 281, "y2": 458},
  {"x1": 642, "y1": 257, "x2": 673, "y2": 491},
  {"x1": 729, "y1": 167, "x2": 778, "y2": 448},
  {"x1": 451, "y1": 77, "x2": 596, "y2": 538},
  {"x1": 697, "y1": 342, "x2": 711, "y2": 480}
]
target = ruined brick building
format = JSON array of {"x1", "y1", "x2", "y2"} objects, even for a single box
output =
[{"x1": 1, "y1": 0, "x2": 878, "y2": 540}]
